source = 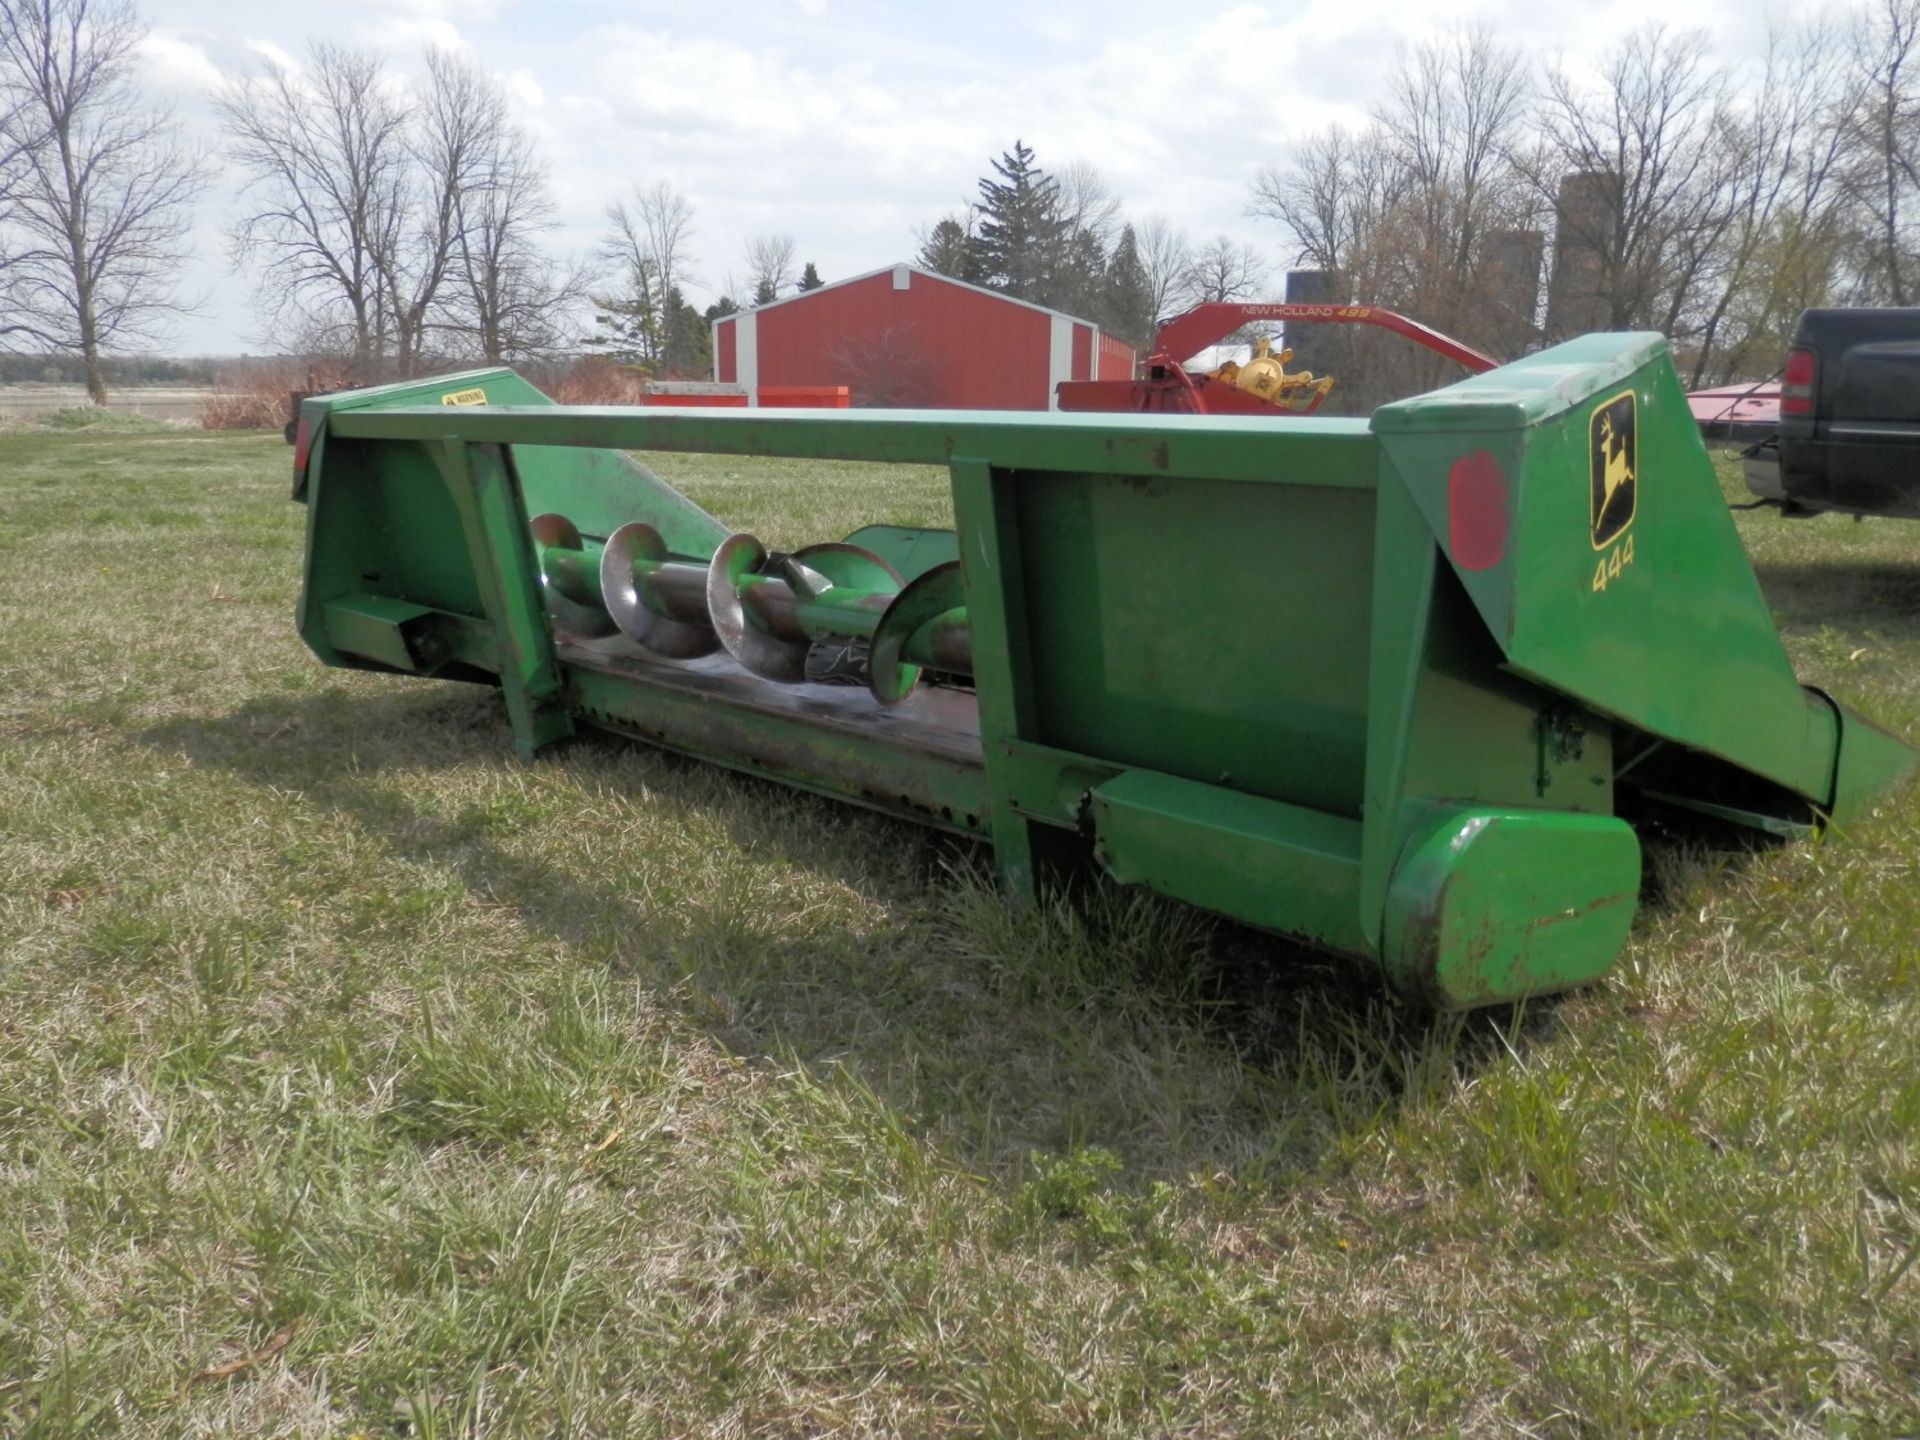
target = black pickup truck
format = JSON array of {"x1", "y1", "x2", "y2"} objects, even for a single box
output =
[{"x1": 1745, "y1": 307, "x2": 1920, "y2": 519}]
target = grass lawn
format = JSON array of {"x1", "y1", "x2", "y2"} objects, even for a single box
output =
[{"x1": 1, "y1": 416, "x2": 1916, "y2": 1436}]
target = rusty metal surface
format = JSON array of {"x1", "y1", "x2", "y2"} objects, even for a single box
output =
[{"x1": 555, "y1": 635, "x2": 983, "y2": 770}]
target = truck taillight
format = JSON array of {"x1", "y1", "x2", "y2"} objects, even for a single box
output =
[
  {"x1": 1781, "y1": 347, "x2": 1816, "y2": 416},
  {"x1": 292, "y1": 416, "x2": 312, "y2": 481}
]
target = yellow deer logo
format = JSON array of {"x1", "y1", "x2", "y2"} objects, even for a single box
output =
[
  {"x1": 1590, "y1": 393, "x2": 1637, "y2": 547},
  {"x1": 1597, "y1": 412, "x2": 1633, "y2": 511}
]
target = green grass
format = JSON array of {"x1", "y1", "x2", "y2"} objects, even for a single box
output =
[
  {"x1": 0, "y1": 406, "x2": 182, "y2": 436},
  {"x1": 1, "y1": 428, "x2": 1916, "y2": 1436}
]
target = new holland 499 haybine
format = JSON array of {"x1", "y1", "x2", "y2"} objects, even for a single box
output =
[{"x1": 285, "y1": 328, "x2": 1913, "y2": 1010}]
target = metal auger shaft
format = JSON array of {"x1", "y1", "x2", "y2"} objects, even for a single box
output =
[{"x1": 531, "y1": 514, "x2": 971, "y2": 704}]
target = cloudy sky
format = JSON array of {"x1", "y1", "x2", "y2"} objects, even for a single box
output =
[{"x1": 136, "y1": 0, "x2": 1771, "y2": 354}]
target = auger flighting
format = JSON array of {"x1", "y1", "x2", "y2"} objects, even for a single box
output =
[{"x1": 527, "y1": 513, "x2": 972, "y2": 706}]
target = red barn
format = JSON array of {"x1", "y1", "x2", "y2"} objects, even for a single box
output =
[{"x1": 711, "y1": 263, "x2": 1135, "y2": 410}]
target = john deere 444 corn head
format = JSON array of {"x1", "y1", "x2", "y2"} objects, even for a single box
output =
[{"x1": 289, "y1": 332, "x2": 1913, "y2": 1009}]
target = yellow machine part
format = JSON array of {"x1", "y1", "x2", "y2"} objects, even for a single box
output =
[{"x1": 1208, "y1": 336, "x2": 1337, "y2": 413}]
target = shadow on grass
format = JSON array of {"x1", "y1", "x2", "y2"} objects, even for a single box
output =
[
  {"x1": 1751, "y1": 558, "x2": 1920, "y2": 634},
  {"x1": 142, "y1": 682, "x2": 1550, "y2": 1182}
]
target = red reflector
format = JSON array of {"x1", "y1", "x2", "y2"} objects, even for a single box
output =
[
  {"x1": 1782, "y1": 348, "x2": 1816, "y2": 387},
  {"x1": 1447, "y1": 449, "x2": 1508, "y2": 572},
  {"x1": 1781, "y1": 394, "x2": 1812, "y2": 415}
]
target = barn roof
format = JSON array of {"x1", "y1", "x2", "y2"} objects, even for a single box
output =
[{"x1": 724, "y1": 263, "x2": 1109, "y2": 329}]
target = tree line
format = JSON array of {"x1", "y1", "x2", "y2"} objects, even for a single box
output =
[
  {"x1": 10, "y1": 0, "x2": 1920, "y2": 403},
  {"x1": 585, "y1": 184, "x2": 825, "y2": 379},
  {"x1": 0, "y1": 0, "x2": 207, "y2": 403},
  {"x1": 214, "y1": 41, "x2": 593, "y2": 381},
  {"x1": 1251, "y1": 3, "x2": 1920, "y2": 390},
  {"x1": 0, "y1": 0, "x2": 834, "y2": 399},
  {"x1": 909, "y1": 2, "x2": 1920, "y2": 393}
]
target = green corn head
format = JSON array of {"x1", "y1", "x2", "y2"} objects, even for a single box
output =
[{"x1": 288, "y1": 332, "x2": 1913, "y2": 1009}]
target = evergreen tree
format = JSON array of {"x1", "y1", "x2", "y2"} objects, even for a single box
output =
[
  {"x1": 704, "y1": 296, "x2": 739, "y2": 322},
  {"x1": 586, "y1": 181, "x2": 697, "y2": 373},
  {"x1": 1102, "y1": 224, "x2": 1155, "y2": 349},
  {"x1": 797, "y1": 262, "x2": 824, "y2": 291},
  {"x1": 661, "y1": 286, "x2": 712, "y2": 376},
  {"x1": 1053, "y1": 225, "x2": 1108, "y2": 319},
  {"x1": 971, "y1": 140, "x2": 1064, "y2": 302},
  {"x1": 916, "y1": 217, "x2": 976, "y2": 281},
  {"x1": 587, "y1": 259, "x2": 664, "y2": 370},
  {"x1": 753, "y1": 277, "x2": 778, "y2": 305}
]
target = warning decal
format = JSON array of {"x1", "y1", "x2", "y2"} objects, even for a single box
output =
[{"x1": 440, "y1": 387, "x2": 488, "y2": 406}]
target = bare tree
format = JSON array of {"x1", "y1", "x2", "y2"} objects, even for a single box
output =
[
  {"x1": 1382, "y1": 28, "x2": 1530, "y2": 268},
  {"x1": 1038, "y1": 158, "x2": 1122, "y2": 315},
  {"x1": 1252, "y1": 124, "x2": 1391, "y2": 275},
  {"x1": 1051, "y1": 159, "x2": 1122, "y2": 251},
  {"x1": 1235, "y1": 5, "x2": 1920, "y2": 391},
  {"x1": 0, "y1": 53, "x2": 34, "y2": 262},
  {"x1": 380, "y1": 46, "x2": 502, "y2": 376},
  {"x1": 1684, "y1": 22, "x2": 1858, "y2": 382},
  {"x1": 223, "y1": 44, "x2": 578, "y2": 374},
  {"x1": 826, "y1": 323, "x2": 936, "y2": 407},
  {"x1": 1526, "y1": 25, "x2": 1729, "y2": 337},
  {"x1": 1135, "y1": 213, "x2": 1192, "y2": 323},
  {"x1": 1183, "y1": 235, "x2": 1267, "y2": 304},
  {"x1": 218, "y1": 44, "x2": 410, "y2": 373},
  {"x1": 622, "y1": 181, "x2": 694, "y2": 302},
  {"x1": 446, "y1": 107, "x2": 584, "y2": 363},
  {"x1": 0, "y1": 0, "x2": 206, "y2": 403},
  {"x1": 1252, "y1": 26, "x2": 1531, "y2": 366},
  {"x1": 1839, "y1": 0, "x2": 1920, "y2": 302},
  {"x1": 1250, "y1": 140, "x2": 1323, "y2": 271},
  {"x1": 1378, "y1": 27, "x2": 1533, "y2": 338},
  {"x1": 594, "y1": 180, "x2": 695, "y2": 365},
  {"x1": 743, "y1": 231, "x2": 795, "y2": 304}
]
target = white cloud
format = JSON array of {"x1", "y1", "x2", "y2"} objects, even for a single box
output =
[
  {"x1": 349, "y1": 14, "x2": 471, "y2": 53},
  {"x1": 505, "y1": 67, "x2": 545, "y2": 109},
  {"x1": 324, "y1": 0, "x2": 502, "y2": 18},
  {"x1": 242, "y1": 37, "x2": 300, "y2": 73},
  {"x1": 548, "y1": 10, "x2": 1349, "y2": 303},
  {"x1": 135, "y1": 0, "x2": 1778, "y2": 352},
  {"x1": 137, "y1": 32, "x2": 225, "y2": 95}
]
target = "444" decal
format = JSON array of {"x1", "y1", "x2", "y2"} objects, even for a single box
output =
[{"x1": 1592, "y1": 533, "x2": 1635, "y2": 592}]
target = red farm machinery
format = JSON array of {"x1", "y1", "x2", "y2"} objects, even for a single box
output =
[{"x1": 1056, "y1": 302, "x2": 1498, "y2": 417}]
